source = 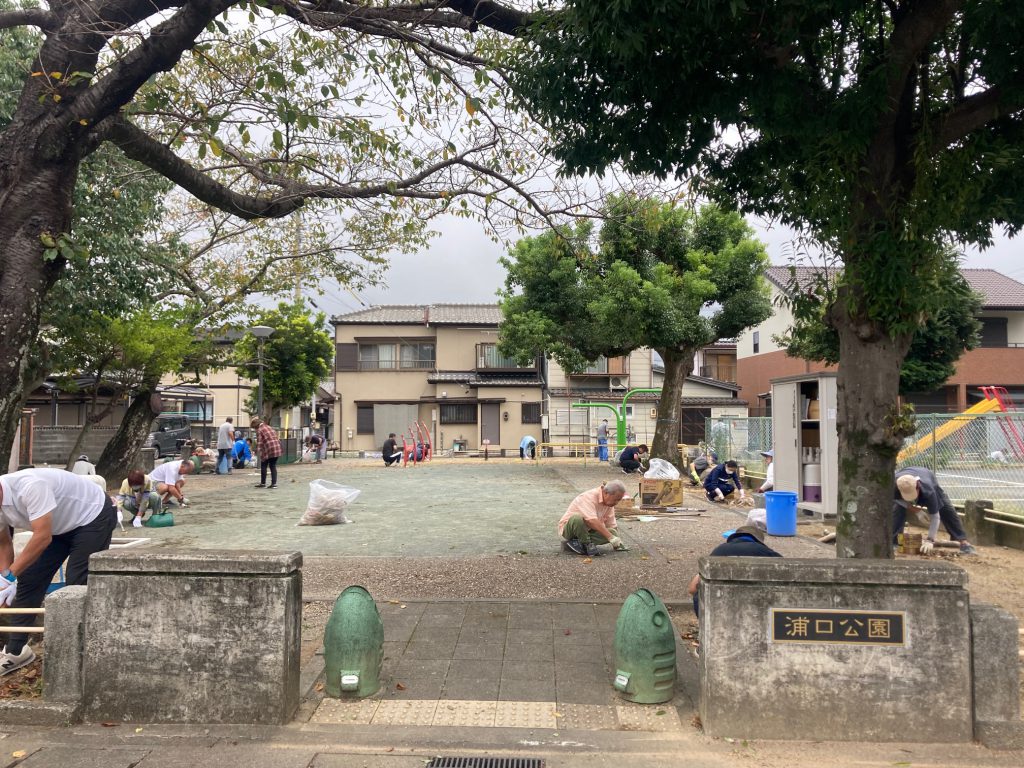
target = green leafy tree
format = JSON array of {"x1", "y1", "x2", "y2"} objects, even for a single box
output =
[
  {"x1": 779, "y1": 261, "x2": 983, "y2": 395},
  {"x1": 511, "y1": 1, "x2": 1024, "y2": 557},
  {"x1": 499, "y1": 197, "x2": 771, "y2": 462},
  {"x1": 235, "y1": 303, "x2": 333, "y2": 421},
  {"x1": 0, "y1": 0, "x2": 557, "y2": 469}
]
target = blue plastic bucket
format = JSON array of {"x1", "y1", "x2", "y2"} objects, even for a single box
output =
[{"x1": 765, "y1": 491, "x2": 798, "y2": 536}]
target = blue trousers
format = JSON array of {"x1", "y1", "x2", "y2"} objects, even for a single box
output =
[{"x1": 598, "y1": 438, "x2": 608, "y2": 461}]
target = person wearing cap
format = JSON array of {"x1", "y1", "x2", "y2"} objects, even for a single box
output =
[
  {"x1": 893, "y1": 467, "x2": 977, "y2": 555},
  {"x1": 71, "y1": 455, "x2": 96, "y2": 476},
  {"x1": 559, "y1": 480, "x2": 629, "y2": 557},
  {"x1": 704, "y1": 459, "x2": 745, "y2": 502},
  {"x1": 1, "y1": 468, "x2": 119, "y2": 675},
  {"x1": 758, "y1": 450, "x2": 774, "y2": 493},
  {"x1": 687, "y1": 525, "x2": 782, "y2": 616}
]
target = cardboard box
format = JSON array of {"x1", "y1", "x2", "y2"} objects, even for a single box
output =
[
  {"x1": 640, "y1": 479, "x2": 685, "y2": 507},
  {"x1": 615, "y1": 497, "x2": 635, "y2": 510},
  {"x1": 807, "y1": 400, "x2": 820, "y2": 420}
]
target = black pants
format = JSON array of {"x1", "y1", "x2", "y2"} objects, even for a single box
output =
[
  {"x1": 260, "y1": 456, "x2": 279, "y2": 486},
  {"x1": 892, "y1": 486, "x2": 968, "y2": 543},
  {"x1": 621, "y1": 459, "x2": 642, "y2": 473},
  {"x1": 5, "y1": 498, "x2": 117, "y2": 654}
]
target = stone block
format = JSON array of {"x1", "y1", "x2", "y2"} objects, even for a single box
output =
[
  {"x1": 139, "y1": 447, "x2": 156, "y2": 473},
  {"x1": 81, "y1": 549, "x2": 302, "y2": 724},
  {"x1": 970, "y1": 601, "x2": 1021, "y2": 746},
  {"x1": 698, "y1": 557, "x2": 973, "y2": 742},
  {"x1": 42, "y1": 585, "x2": 88, "y2": 703}
]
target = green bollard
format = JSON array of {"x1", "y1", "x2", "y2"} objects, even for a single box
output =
[
  {"x1": 323, "y1": 585, "x2": 384, "y2": 699},
  {"x1": 612, "y1": 588, "x2": 676, "y2": 703}
]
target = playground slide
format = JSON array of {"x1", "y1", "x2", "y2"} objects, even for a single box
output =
[{"x1": 896, "y1": 397, "x2": 1002, "y2": 463}]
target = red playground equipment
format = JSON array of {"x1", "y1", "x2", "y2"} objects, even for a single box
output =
[{"x1": 400, "y1": 421, "x2": 433, "y2": 467}]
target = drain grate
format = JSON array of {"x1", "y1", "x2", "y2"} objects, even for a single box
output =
[{"x1": 427, "y1": 760, "x2": 544, "y2": 768}]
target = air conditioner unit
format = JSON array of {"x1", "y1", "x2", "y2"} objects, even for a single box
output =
[{"x1": 610, "y1": 376, "x2": 627, "y2": 389}]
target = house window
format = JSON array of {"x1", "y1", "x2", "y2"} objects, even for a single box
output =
[
  {"x1": 979, "y1": 318, "x2": 1008, "y2": 348},
  {"x1": 356, "y1": 405, "x2": 374, "y2": 434},
  {"x1": 477, "y1": 343, "x2": 525, "y2": 369},
  {"x1": 440, "y1": 403, "x2": 477, "y2": 424},
  {"x1": 753, "y1": 331, "x2": 760, "y2": 354},
  {"x1": 359, "y1": 342, "x2": 435, "y2": 369},
  {"x1": 522, "y1": 402, "x2": 542, "y2": 424}
]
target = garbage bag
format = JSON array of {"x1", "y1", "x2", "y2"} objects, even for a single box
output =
[
  {"x1": 299, "y1": 479, "x2": 360, "y2": 526},
  {"x1": 644, "y1": 458, "x2": 680, "y2": 480},
  {"x1": 746, "y1": 508, "x2": 767, "y2": 531}
]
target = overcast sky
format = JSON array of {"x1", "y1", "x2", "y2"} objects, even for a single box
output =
[{"x1": 317, "y1": 213, "x2": 1022, "y2": 318}]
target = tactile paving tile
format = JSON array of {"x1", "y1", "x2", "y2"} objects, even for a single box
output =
[
  {"x1": 310, "y1": 698, "x2": 380, "y2": 725},
  {"x1": 493, "y1": 700, "x2": 558, "y2": 729},
  {"x1": 554, "y1": 703, "x2": 618, "y2": 731},
  {"x1": 371, "y1": 699, "x2": 438, "y2": 726},
  {"x1": 431, "y1": 699, "x2": 497, "y2": 727},
  {"x1": 615, "y1": 703, "x2": 683, "y2": 731}
]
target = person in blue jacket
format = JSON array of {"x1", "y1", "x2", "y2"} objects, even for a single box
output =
[
  {"x1": 232, "y1": 436, "x2": 253, "y2": 469},
  {"x1": 703, "y1": 459, "x2": 745, "y2": 502}
]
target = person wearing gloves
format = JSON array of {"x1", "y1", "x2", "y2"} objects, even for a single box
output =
[
  {"x1": 117, "y1": 470, "x2": 162, "y2": 528},
  {"x1": 1, "y1": 468, "x2": 118, "y2": 675},
  {"x1": 558, "y1": 480, "x2": 629, "y2": 557},
  {"x1": 758, "y1": 450, "x2": 775, "y2": 493},
  {"x1": 232, "y1": 436, "x2": 253, "y2": 469},
  {"x1": 893, "y1": 467, "x2": 977, "y2": 555},
  {"x1": 704, "y1": 459, "x2": 745, "y2": 502},
  {"x1": 149, "y1": 457, "x2": 193, "y2": 507},
  {"x1": 619, "y1": 443, "x2": 648, "y2": 474}
]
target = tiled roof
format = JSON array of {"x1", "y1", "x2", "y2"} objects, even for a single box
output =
[
  {"x1": 428, "y1": 371, "x2": 542, "y2": 387},
  {"x1": 332, "y1": 304, "x2": 503, "y2": 325},
  {"x1": 764, "y1": 265, "x2": 1024, "y2": 309}
]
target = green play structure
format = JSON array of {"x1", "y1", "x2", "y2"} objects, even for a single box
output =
[{"x1": 571, "y1": 387, "x2": 662, "y2": 449}]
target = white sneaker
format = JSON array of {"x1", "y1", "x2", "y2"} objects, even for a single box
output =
[{"x1": 0, "y1": 645, "x2": 36, "y2": 676}]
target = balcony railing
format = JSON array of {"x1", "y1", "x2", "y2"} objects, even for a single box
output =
[
  {"x1": 359, "y1": 358, "x2": 436, "y2": 370},
  {"x1": 574, "y1": 356, "x2": 629, "y2": 376},
  {"x1": 476, "y1": 344, "x2": 534, "y2": 370}
]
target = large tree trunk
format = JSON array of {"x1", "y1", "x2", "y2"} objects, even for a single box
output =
[
  {"x1": 830, "y1": 287, "x2": 915, "y2": 559},
  {"x1": 96, "y1": 378, "x2": 160, "y2": 482},
  {"x1": 650, "y1": 346, "x2": 696, "y2": 466},
  {"x1": 0, "y1": 150, "x2": 78, "y2": 469}
]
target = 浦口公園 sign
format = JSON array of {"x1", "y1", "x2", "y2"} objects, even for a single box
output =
[{"x1": 771, "y1": 609, "x2": 905, "y2": 645}]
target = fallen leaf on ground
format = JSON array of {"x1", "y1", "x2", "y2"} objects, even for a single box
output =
[
  {"x1": 134, "y1": 727, "x2": 144, "y2": 733},
  {"x1": 395, "y1": 682, "x2": 407, "y2": 690},
  {"x1": 100, "y1": 722, "x2": 119, "y2": 727},
  {"x1": 583, "y1": 557, "x2": 592, "y2": 564},
  {"x1": 386, "y1": 600, "x2": 401, "y2": 604},
  {"x1": 563, "y1": 629, "x2": 572, "y2": 636},
  {"x1": 386, "y1": 747, "x2": 394, "y2": 752},
  {"x1": 314, "y1": 682, "x2": 324, "y2": 692},
  {"x1": 12, "y1": 751, "x2": 26, "y2": 759}
]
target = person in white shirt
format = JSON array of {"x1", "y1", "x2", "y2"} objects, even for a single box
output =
[
  {"x1": 0, "y1": 469, "x2": 118, "y2": 675},
  {"x1": 758, "y1": 450, "x2": 775, "y2": 493},
  {"x1": 71, "y1": 454, "x2": 96, "y2": 475},
  {"x1": 215, "y1": 417, "x2": 235, "y2": 475},
  {"x1": 149, "y1": 459, "x2": 194, "y2": 507}
]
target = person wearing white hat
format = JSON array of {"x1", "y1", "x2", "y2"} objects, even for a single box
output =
[
  {"x1": 758, "y1": 450, "x2": 774, "y2": 493},
  {"x1": 893, "y1": 467, "x2": 976, "y2": 555}
]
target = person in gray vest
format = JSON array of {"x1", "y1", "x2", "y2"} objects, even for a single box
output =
[
  {"x1": 596, "y1": 419, "x2": 609, "y2": 461},
  {"x1": 893, "y1": 467, "x2": 977, "y2": 555}
]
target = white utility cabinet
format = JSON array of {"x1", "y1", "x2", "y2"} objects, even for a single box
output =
[{"x1": 771, "y1": 372, "x2": 838, "y2": 519}]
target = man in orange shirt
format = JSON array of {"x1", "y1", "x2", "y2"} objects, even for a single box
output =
[{"x1": 558, "y1": 480, "x2": 629, "y2": 556}]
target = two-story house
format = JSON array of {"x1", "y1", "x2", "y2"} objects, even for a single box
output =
[
  {"x1": 332, "y1": 305, "x2": 544, "y2": 454},
  {"x1": 736, "y1": 266, "x2": 1024, "y2": 414},
  {"x1": 333, "y1": 303, "x2": 746, "y2": 454}
]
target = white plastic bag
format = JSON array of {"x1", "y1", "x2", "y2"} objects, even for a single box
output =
[
  {"x1": 299, "y1": 480, "x2": 360, "y2": 526},
  {"x1": 644, "y1": 458, "x2": 680, "y2": 480},
  {"x1": 746, "y1": 508, "x2": 767, "y2": 531}
]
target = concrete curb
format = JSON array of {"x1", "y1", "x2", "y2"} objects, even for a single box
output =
[{"x1": 0, "y1": 699, "x2": 78, "y2": 726}]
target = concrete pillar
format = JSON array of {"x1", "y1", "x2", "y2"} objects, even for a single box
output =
[
  {"x1": 139, "y1": 447, "x2": 156, "y2": 473},
  {"x1": 81, "y1": 550, "x2": 302, "y2": 724},
  {"x1": 42, "y1": 586, "x2": 88, "y2": 703},
  {"x1": 971, "y1": 602, "x2": 1024, "y2": 749},
  {"x1": 962, "y1": 499, "x2": 995, "y2": 546},
  {"x1": 698, "y1": 557, "x2": 974, "y2": 742}
]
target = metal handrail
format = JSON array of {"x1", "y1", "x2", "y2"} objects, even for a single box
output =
[{"x1": 0, "y1": 606, "x2": 45, "y2": 634}]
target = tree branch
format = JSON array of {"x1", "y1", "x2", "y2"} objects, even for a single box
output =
[
  {"x1": 0, "y1": 8, "x2": 57, "y2": 32},
  {"x1": 931, "y1": 75, "x2": 1024, "y2": 151},
  {"x1": 883, "y1": 0, "x2": 963, "y2": 110}
]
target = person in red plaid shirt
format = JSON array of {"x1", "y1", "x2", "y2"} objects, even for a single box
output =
[{"x1": 251, "y1": 418, "x2": 283, "y2": 489}]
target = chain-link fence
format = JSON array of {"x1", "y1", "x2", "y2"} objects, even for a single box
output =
[
  {"x1": 898, "y1": 412, "x2": 1024, "y2": 514},
  {"x1": 704, "y1": 416, "x2": 773, "y2": 476}
]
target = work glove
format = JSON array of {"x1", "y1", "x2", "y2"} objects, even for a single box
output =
[
  {"x1": 609, "y1": 536, "x2": 628, "y2": 551},
  {"x1": 919, "y1": 539, "x2": 934, "y2": 555},
  {"x1": 133, "y1": 516, "x2": 144, "y2": 528},
  {"x1": 0, "y1": 571, "x2": 17, "y2": 607}
]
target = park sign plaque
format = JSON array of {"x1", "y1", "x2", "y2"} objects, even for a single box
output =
[{"x1": 771, "y1": 608, "x2": 906, "y2": 646}]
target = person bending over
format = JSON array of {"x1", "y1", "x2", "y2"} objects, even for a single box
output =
[
  {"x1": 704, "y1": 459, "x2": 745, "y2": 503},
  {"x1": 558, "y1": 480, "x2": 630, "y2": 557}
]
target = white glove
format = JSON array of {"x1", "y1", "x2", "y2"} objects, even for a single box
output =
[
  {"x1": 133, "y1": 516, "x2": 144, "y2": 528},
  {"x1": 0, "y1": 572, "x2": 17, "y2": 607},
  {"x1": 919, "y1": 539, "x2": 934, "y2": 555},
  {"x1": 609, "y1": 536, "x2": 628, "y2": 551}
]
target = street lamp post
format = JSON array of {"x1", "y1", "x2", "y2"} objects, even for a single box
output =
[{"x1": 249, "y1": 325, "x2": 275, "y2": 419}]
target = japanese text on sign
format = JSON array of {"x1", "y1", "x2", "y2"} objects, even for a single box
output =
[{"x1": 771, "y1": 609, "x2": 905, "y2": 645}]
